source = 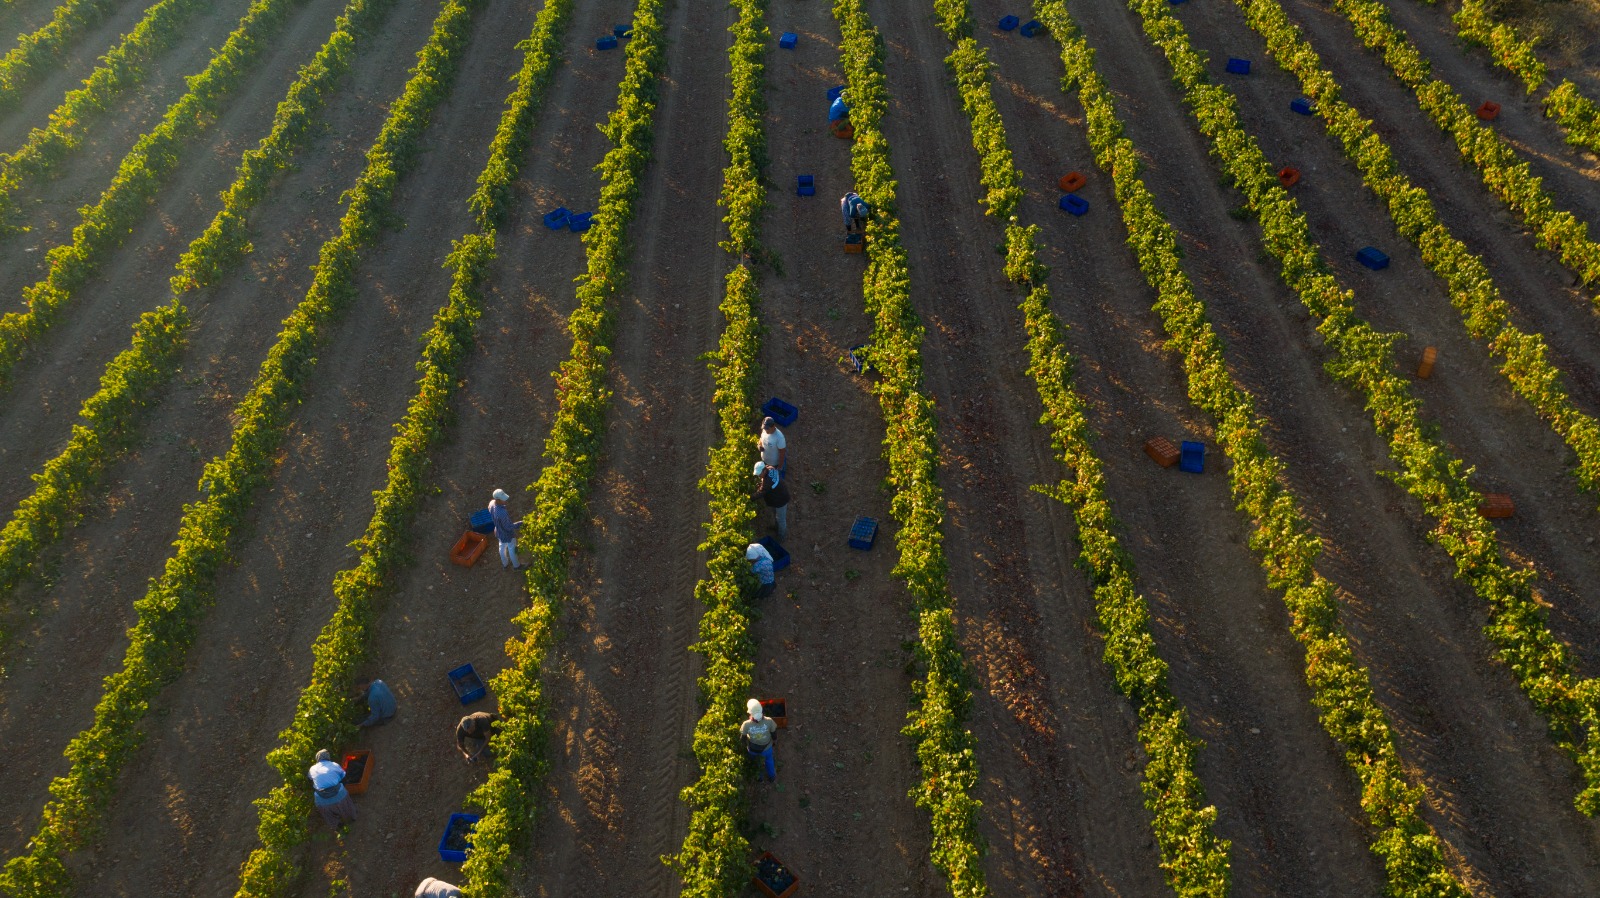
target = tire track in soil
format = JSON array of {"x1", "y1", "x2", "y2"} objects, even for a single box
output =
[
  {"x1": 734, "y1": 2, "x2": 937, "y2": 895},
  {"x1": 891, "y1": 1, "x2": 1379, "y2": 895},
  {"x1": 59, "y1": 0, "x2": 545, "y2": 893},
  {"x1": 1180, "y1": 0, "x2": 1600, "y2": 734},
  {"x1": 0, "y1": 0, "x2": 171, "y2": 146},
  {"x1": 0, "y1": 0, "x2": 470, "y2": 870},
  {"x1": 0, "y1": 0, "x2": 354, "y2": 507},
  {"x1": 1049, "y1": 0, "x2": 1600, "y2": 893},
  {"x1": 284, "y1": 0, "x2": 637, "y2": 893},
  {"x1": 513, "y1": 0, "x2": 731, "y2": 892}
]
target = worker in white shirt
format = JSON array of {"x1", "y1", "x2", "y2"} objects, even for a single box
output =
[{"x1": 308, "y1": 748, "x2": 356, "y2": 827}]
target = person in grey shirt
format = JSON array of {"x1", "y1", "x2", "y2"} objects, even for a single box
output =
[
  {"x1": 740, "y1": 698, "x2": 778, "y2": 782},
  {"x1": 356, "y1": 678, "x2": 395, "y2": 727}
]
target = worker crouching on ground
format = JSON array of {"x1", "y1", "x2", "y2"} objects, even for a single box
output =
[
  {"x1": 356, "y1": 677, "x2": 396, "y2": 727},
  {"x1": 457, "y1": 710, "x2": 501, "y2": 764},
  {"x1": 753, "y1": 461, "x2": 789, "y2": 539},
  {"x1": 308, "y1": 748, "x2": 356, "y2": 827},
  {"x1": 741, "y1": 698, "x2": 778, "y2": 782},
  {"x1": 746, "y1": 542, "x2": 776, "y2": 598},
  {"x1": 840, "y1": 191, "x2": 869, "y2": 234}
]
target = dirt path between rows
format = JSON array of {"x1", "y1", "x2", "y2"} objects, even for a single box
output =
[
  {"x1": 1047, "y1": 0, "x2": 1600, "y2": 892},
  {"x1": 0, "y1": 0, "x2": 354, "y2": 511},
  {"x1": 728, "y1": 1, "x2": 944, "y2": 894},
  {"x1": 282, "y1": 0, "x2": 644, "y2": 893},
  {"x1": 511, "y1": 0, "x2": 732, "y2": 894},
  {"x1": 0, "y1": 0, "x2": 479, "y2": 874}
]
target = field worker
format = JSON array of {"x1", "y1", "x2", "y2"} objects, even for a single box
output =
[
  {"x1": 489, "y1": 488, "x2": 523, "y2": 570},
  {"x1": 308, "y1": 748, "x2": 356, "y2": 827},
  {"x1": 414, "y1": 879, "x2": 462, "y2": 898},
  {"x1": 828, "y1": 92, "x2": 849, "y2": 122},
  {"x1": 746, "y1": 543, "x2": 776, "y2": 599},
  {"x1": 457, "y1": 711, "x2": 502, "y2": 763},
  {"x1": 356, "y1": 677, "x2": 396, "y2": 728},
  {"x1": 753, "y1": 461, "x2": 789, "y2": 539},
  {"x1": 840, "y1": 191, "x2": 869, "y2": 233},
  {"x1": 740, "y1": 698, "x2": 778, "y2": 782},
  {"x1": 758, "y1": 417, "x2": 786, "y2": 471}
]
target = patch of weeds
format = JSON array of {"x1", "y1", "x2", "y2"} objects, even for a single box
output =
[
  {"x1": 826, "y1": 306, "x2": 842, "y2": 321},
  {"x1": 844, "y1": 569, "x2": 860, "y2": 582},
  {"x1": 809, "y1": 481, "x2": 826, "y2": 495}
]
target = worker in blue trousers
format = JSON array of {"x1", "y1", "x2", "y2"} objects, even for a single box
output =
[
  {"x1": 746, "y1": 542, "x2": 776, "y2": 599},
  {"x1": 741, "y1": 698, "x2": 778, "y2": 782}
]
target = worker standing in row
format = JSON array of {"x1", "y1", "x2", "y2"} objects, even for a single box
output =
[
  {"x1": 840, "y1": 191, "x2": 869, "y2": 234},
  {"x1": 741, "y1": 698, "x2": 778, "y2": 782},
  {"x1": 759, "y1": 416, "x2": 787, "y2": 472},
  {"x1": 753, "y1": 461, "x2": 789, "y2": 539},
  {"x1": 489, "y1": 488, "x2": 523, "y2": 571}
]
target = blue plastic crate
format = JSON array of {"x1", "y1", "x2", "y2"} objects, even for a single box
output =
[
  {"x1": 1290, "y1": 96, "x2": 1314, "y2": 115},
  {"x1": 848, "y1": 343, "x2": 874, "y2": 375},
  {"x1": 779, "y1": 31, "x2": 797, "y2": 49},
  {"x1": 614, "y1": 24, "x2": 632, "y2": 38},
  {"x1": 1019, "y1": 19, "x2": 1043, "y2": 37},
  {"x1": 758, "y1": 536, "x2": 791, "y2": 571},
  {"x1": 1168, "y1": 0, "x2": 1186, "y2": 5},
  {"x1": 448, "y1": 663, "x2": 487, "y2": 705},
  {"x1": 567, "y1": 212, "x2": 593, "y2": 233},
  {"x1": 827, "y1": 84, "x2": 847, "y2": 102},
  {"x1": 469, "y1": 508, "x2": 495, "y2": 534},
  {"x1": 438, "y1": 813, "x2": 481, "y2": 863},
  {"x1": 998, "y1": 14, "x2": 1020, "y2": 30},
  {"x1": 797, "y1": 174, "x2": 814, "y2": 196},
  {"x1": 849, "y1": 517, "x2": 877, "y2": 551},
  {"x1": 1356, "y1": 246, "x2": 1390, "y2": 270},
  {"x1": 541, "y1": 207, "x2": 569, "y2": 230},
  {"x1": 762, "y1": 397, "x2": 798, "y2": 427},
  {"x1": 1225, "y1": 57, "x2": 1251, "y2": 75},
  {"x1": 1059, "y1": 194, "x2": 1089, "y2": 216},
  {"x1": 596, "y1": 35, "x2": 618, "y2": 50},
  {"x1": 1179, "y1": 441, "x2": 1205, "y2": 474}
]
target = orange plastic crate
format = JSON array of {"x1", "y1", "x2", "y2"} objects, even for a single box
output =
[
  {"x1": 1479, "y1": 493, "x2": 1515, "y2": 519},
  {"x1": 759, "y1": 698, "x2": 788, "y2": 729},
  {"x1": 342, "y1": 750, "x2": 373, "y2": 795},
  {"x1": 830, "y1": 119, "x2": 854, "y2": 140},
  {"x1": 1277, "y1": 167, "x2": 1300, "y2": 189},
  {"x1": 1057, "y1": 171, "x2": 1086, "y2": 192},
  {"x1": 1476, "y1": 101, "x2": 1500, "y2": 121},
  {"x1": 1417, "y1": 346, "x2": 1437, "y2": 379},
  {"x1": 451, "y1": 531, "x2": 489, "y2": 567},
  {"x1": 753, "y1": 852, "x2": 799, "y2": 898},
  {"x1": 1143, "y1": 436, "x2": 1180, "y2": 468}
]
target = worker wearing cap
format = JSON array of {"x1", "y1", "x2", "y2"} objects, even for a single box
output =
[
  {"x1": 740, "y1": 698, "x2": 778, "y2": 782},
  {"x1": 753, "y1": 461, "x2": 789, "y2": 539},
  {"x1": 414, "y1": 879, "x2": 462, "y2": 898},
  {"x1": 308, "y1": 748, "x2": 356, "y2": 827},
  {"x1": 746, "y1": 543, "x2": 776, "y2": 598},
  {"x1": 356, "y1": 677, "x2": 396, "y2": 728},
  {"x1": 758, "y1": 417, "x2": 786, "y2": 471},
  {"x1": 488, "y1": 489, "x2": 523, "y2": 570}
]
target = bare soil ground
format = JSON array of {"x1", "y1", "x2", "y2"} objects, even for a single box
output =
[{"x1": 0, "y1": 0, "x2": 355, "y2": 511}]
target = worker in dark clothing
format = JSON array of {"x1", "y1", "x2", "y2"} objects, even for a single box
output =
[
  {"x1": 753, "y1": 461, "x2": 789, "y2": 539},
  {"x1": 840, "y1": 191, "x2": 869, "y2": 233},
  {"x1": 456, "y1": 711, "x2": 501, "y2": 763}
]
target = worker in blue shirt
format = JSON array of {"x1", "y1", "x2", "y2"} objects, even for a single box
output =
[
  {"x1": 308, "y1": 749, "x2": 356, "y2": 827},
  {"x1": 840, "y1": 191, "x2": 869, "y2": 233},
  {"x1": 746, "y1": 543, "x2": 776, "y2": 598},
  {"x1": 489, "y1": 488, "x2": 523, "y2": 570},
  {"x1": 356, "y1": 678, "x2": 396, "y2": 727}
]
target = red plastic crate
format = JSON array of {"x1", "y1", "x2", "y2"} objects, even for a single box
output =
[{"x1": 1144, "y1": 436, "x2": 1179, "y2": 468}]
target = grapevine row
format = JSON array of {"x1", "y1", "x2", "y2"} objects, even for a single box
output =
[
  {"x1": 0, "y1": 0, "x2": 317, "y2": 386},
  {"x1": 1125, "y1": 0, "x2": 1600, "y2": 814},
  {"x1": 458, "y1": 0, "x2": 665, "y2": 894},
  {"x1": 1321, "y1": 0, "x2": 1600, "y2": 300},
  {"x1": 1037, "y1": 0, "x2": 1477, "y2": 892},
  {"x1": 230, "y1": 2, "x2": 571, "y2": 894},
  {"x1": 0, "y1": 0, "x2": 123, "y2": 107},
  {"x1": 1447, "y1": 0, "x2": 1600, "y2": 154},
  {"x1": 0, "y1": 0, "x2": 209, "y2": 226},
  {"x1": 929, "y1": 0, "x2": 1234, "y2": 893},
  {"x1": 831, "y1": 1, "x2": 987, "y2": 894},
  {"x1": 0, "y1": 0, "x2": 485, "y2": 892},
  {"x1": 1226, "y1": 0, "x2": 1600, "y2": 496},
  {"x1": 0, "y1": 0, "x2": 397, "y2": 642},
  {"x1": 666, "y1": 0, "x2": 767, "y2": 894}
]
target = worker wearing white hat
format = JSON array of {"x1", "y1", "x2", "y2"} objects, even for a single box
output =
[
  {"x1": 752, "y1": 461, "x2": 789, "y2": 539},
  {"x1": 746, "y1": 543, "x2": 776, "y2": 598},
  {"x1": 740, "y1": 698, "x2": 778, "y2": 782},
  {"x1": 488, "y1": 488, "x2": 523, "y2": 570}
]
